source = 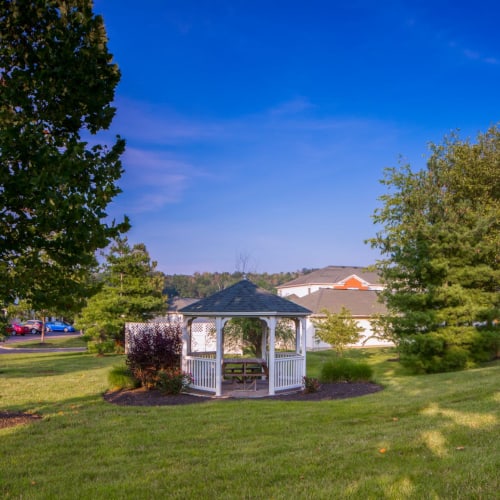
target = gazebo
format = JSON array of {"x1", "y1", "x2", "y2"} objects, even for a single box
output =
[{"x1": 179, "y1": 279, "x2": 312, "y2": 397}]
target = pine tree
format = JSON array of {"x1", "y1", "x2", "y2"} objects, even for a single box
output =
[
  {"x1": 368, "y1": 125, "x2": 500, "y2": 371},
  {"x1": 76, "y1": 238, "x2": 166, "y2": 349}
]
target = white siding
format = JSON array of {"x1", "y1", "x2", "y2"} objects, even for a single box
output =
[
  {"x1": 305, "y1": 317, "x2": 394, "y2": 350},
  {"x1": 279, "y1": 284, "x2": 334, "y2": 298}
]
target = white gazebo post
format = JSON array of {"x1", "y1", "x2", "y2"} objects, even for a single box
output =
[
  {"x1": 181, "y1": 318, "x2": 191, "y2": 373},
  {"x1": 294, "y1": 318, "x2": 300, "y2": 354},
  {"x1": 261, "y1": 320, "x2": 268, "y2": 363},
  {"x1": 267, "y1": 316, "x2": 277, "y2": 396},
  {"x1": 215, "y1": 317, "x2": 224, "y2": 397},
  {"x1": 301, "y1": 317, "x2": 307, "y2": 375}
]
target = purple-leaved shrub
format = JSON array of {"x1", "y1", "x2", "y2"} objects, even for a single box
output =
[{"x1": 126, "y1": 324, "x2": 182, "y2": 389}]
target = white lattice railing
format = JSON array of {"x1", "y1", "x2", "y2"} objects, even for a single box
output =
[
  {"x1": 185, "y1": 356, "x2": 217, "y2": 392},
  {"x1": 274, "y1": 355, "x2": 304, "y2": 390}
]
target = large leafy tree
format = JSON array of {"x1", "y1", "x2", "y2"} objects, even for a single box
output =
[
  {"x1": 368, "y1": 125, "x2": 500, "y2": 370},
  {"x1": 75, "y1": 238, "x2": 166, "y2": 348},
  {"x1": 0, "y1": 0, "x2": 129, "y2": 308}
]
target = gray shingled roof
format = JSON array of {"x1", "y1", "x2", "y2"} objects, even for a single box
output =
[
  {"x1": 289, "y1": 289, "x2": 387, "y2": 316},
  {"x1": 167, "y1": 297, "x2": 199, "y2": 312},
  {"x1": 277, "y1": 265, "x2": 381, "y2": 288},
  {"x1": 179, "y1": 279, "x2": 312, "y2": 316}
]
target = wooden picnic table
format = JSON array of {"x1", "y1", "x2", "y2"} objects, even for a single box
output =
[{"x1": 222, "y1": 358, "x2": 269, "y2": 389}]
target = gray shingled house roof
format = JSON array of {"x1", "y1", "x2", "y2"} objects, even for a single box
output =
[
  {"x1": 277, "y1": 265, "x2": 381, "y2": 288},
  {"x1": 289, "y1": 289, "x2": 387, "y2": 316},
  {"x1": 179, "y1": 279, "x2": 312, "y2": 317},
  {"x1": 167, "y1": 297, "x2": 199, "y2": 312}
]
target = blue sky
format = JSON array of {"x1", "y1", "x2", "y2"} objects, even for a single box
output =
[{"x1": 93, "y1": 1, "x2": 500, "y2": 275}]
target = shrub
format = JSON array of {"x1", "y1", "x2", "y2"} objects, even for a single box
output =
[
  {"x1": 303, "y1": 376, "x2": 321, "y2": 393},
  {"x1": 399, "y1": 326, "x2": 500, "y2": 373},
  {"x1": 126, "y1": 324, "x2": 182, "y2": 389},
  {"x1": 320, "y1": 358, "x2": 373, "y2": 382},
  {"x1": 108, "y1": 365, "x2": 140, "y2": 390},
  {"x1": 157, "y1": 368, "x2": 194, "y2": 395},
  {"x1": 87, "y1": 340, "x2": 116, "y2": 355}
]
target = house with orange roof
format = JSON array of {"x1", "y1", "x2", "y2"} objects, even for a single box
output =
[{"x1": 276, "y1": 266, "x2": 392, "y2": 349}]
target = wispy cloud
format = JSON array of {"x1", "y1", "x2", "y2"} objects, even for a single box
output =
[
  {"x1": 111, "y1": 97, "x2": 403, "y2": 215},
  {"x1": 113, "y1": 98, "x2": 227, "y2": 145},
  {"x1": 403, "y1": 9, "x2": 499, "y2": 67},
  {"x1": 119, "y1": 147, "x2": 204, "y2": 213},
  {"x1": 269, "y1": 97, "x2": 315, "y2": 116},
  {"x1": 462, "y1": 48, "x2": 499, "y2": 65}
]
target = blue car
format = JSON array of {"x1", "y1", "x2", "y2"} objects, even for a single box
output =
[{"x1": 45, "y1": 321, "x2": 76, "y2": 333}]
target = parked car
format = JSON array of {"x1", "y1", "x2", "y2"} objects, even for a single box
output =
[
  {"x1": 10, "y1": 323, "x2": 30, "y2": 335},
  {"x1": 44, "y1": 321, "x2": 76, "y2": 333},
  {"x1": 24, "y1": 319, "x2": 43, "y2": 334}
]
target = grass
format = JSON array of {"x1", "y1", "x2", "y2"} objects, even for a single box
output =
[
  {"x1": 0, "y1": 348, "x2": 498, "y2": 499},
  {"x1": 5, "y1": 335, "x2": 87, "y2": 349}
]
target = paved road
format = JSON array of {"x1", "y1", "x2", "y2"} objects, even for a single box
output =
[{"x1": 5, "y1": 331, "x2": 80, "y2": 343}]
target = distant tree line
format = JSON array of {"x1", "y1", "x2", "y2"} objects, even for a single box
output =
[{"x1": 163, "y1": 269, "x2": 317, "y2": 299}]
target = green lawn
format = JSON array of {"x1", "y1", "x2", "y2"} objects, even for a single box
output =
[
  {"x1": 5, "y1": 335, "x2": 87, "y2": 349},
  {"x1": 0, "y1": 348, "x2": 498, "y2": 499}
]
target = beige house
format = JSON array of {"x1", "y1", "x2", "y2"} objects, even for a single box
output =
[{"x1": 276, "y1": 266, "x2": 392, "y2": 349}]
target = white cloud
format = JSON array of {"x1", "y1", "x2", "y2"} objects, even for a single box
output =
[{"x1": 119, "y1": 147, "x2": 204, "y2": 213}]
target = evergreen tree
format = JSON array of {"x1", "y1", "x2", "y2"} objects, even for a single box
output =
[
  {"x1": 368, "y1": 125, "x2": 500, "y2": 371},
  {"x1": 76, "y1": 238, "x2": 166, "y2": 349}
]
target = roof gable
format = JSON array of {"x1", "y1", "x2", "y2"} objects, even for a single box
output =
[
  {"x1": 336, "y1": 275, "x2": 369, "y2": 290},
  {"x1": 277, "y1": 265, "x2": 381, "y2": 289}
]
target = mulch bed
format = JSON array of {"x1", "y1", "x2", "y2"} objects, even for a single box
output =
[
  {"x1": 104, "y1": 382, "x2": 383, "y2": 406},
  {"x1": 0, "y1": 411, "x2": 42, "y2": 429}
]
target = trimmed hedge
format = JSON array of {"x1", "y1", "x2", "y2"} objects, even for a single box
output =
[{"x1": 320, "y1": 357, "x2": 374, "y2": 382}]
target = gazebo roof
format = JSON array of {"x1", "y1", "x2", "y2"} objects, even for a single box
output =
[{"x1": 179, "y1": 279, "x2": 312, "y2": 317}]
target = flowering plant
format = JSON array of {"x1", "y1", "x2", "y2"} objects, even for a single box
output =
[
  {"x1": 303, "y1": 376, "x2": 321, "y2": 394},
  {"x1": 157, "y1": 368, "x2": 194, "y2": 395}
]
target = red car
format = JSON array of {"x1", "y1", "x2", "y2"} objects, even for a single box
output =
[{"x1": 10, "y1": 323, "x2": 30, "y2": 335}]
